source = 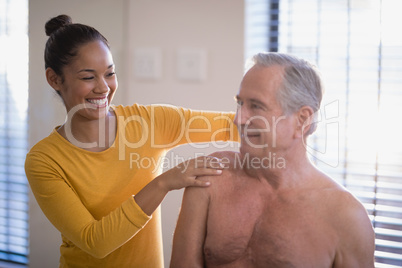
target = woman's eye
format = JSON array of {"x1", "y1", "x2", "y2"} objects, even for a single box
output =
[
  {"x1": 82, "y1": 77, "x2": 94, "y2": 80},
  {"x1": 107, "y1": 72, "x2": 116, "y2": 77}
]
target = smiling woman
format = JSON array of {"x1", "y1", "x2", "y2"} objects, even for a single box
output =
[
  {"x1": 43, "y1": 16, "x2": 118, "y2": 152},
  {"x1": 46, "y1": 40, "x2": 118, "y2": 151},
  {"x1": 24, "y1": 14, "x2": 238, "y2": 268}
]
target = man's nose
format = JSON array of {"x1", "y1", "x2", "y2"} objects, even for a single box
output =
[{"x1": 234, "y1": 105, "x2": 249, "y2": 127}]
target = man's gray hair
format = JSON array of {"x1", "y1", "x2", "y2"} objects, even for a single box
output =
[{"x1": 248, "y1": 52, "x2": 323, "y2": 135}]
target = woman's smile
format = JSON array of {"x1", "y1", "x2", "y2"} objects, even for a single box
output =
[{"x1": 86, "y1": 97, "x2": 108, "y2": 108}]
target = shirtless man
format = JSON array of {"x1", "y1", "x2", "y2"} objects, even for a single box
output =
[{"x1": 170, "y1": 52, "x2": 375, "y2": 268}]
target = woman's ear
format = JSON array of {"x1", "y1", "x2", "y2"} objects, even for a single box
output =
[
  {"x1": 45, "y1": 68, "x2": 63, "y2": 93},
  {"x1": 295, "y1": 106, "x2": 314, "y2": 138}
]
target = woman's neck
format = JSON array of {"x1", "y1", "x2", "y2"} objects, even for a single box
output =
[{"x1": 58, "y1": 109, "x2": 117, "y2": 152}]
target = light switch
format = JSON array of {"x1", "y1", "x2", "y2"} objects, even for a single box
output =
[
  {"x1": 133, "y1": 48, "x2": 162, "y2": 80},
  {"x1": 177, "y1": 49, "x2": 207, "y2": 82}
]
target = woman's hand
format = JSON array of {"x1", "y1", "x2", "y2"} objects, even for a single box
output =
[
  {"x1": 134, "y1": 156, "x2": 224, "y2": 216},
  {"x1": 157, "y1": 156, "x2": 224, "y2": 191}
]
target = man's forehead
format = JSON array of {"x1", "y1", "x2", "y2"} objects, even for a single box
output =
[{"x1": 239, "y1": 65, "x2": 283, "y2": 99}]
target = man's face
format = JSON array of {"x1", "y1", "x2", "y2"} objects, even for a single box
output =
[{"x1": 234, "y1": 65, "x2": 297, "y2": 160}]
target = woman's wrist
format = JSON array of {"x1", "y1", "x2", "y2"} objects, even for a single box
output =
[
  {"x1": 133, "y1": 175, "x2": 170, "y2": 216},
  {"x1": 154, "y1": 173, "x2": 171, "y2": 193}
]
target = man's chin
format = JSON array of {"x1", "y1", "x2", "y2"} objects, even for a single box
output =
[
  {"x1": 240, "y1": 143, "x2": 263, "y2": 154},
  {"x1": 239, "y1": 148, "x2": 260, "y2": 160}
]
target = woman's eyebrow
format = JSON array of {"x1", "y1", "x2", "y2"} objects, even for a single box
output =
[
  {"x1": 77, "y1": 69, "x2": 95, "y2": 73},
  {"x1": 77, "y1": 64, "x2": 114, "y2": 74}
]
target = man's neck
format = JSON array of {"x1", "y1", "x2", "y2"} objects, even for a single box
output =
[{"x1": 243, "y1": 150, "x2": 315, "y2": 190}]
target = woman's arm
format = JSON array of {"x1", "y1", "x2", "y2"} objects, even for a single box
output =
[
  {"x1": 150, "y1": 105, "x2": 239, "y2": 148},
  {"x1": 134, "y1": 156, "x2": 222, "y2": 216},
  {"x1": 26, "y1": 153, "x2": 222, "y2": 258},
  {"x1": 25, "y1": 152, "x2": 150, "y2": 258}
]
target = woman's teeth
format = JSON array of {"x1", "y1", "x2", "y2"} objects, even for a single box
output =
[{"x1": 87, "y1": 98, "x2": 107, "y2": 105}]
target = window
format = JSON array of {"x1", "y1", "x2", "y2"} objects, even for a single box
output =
[
  {"x1": 0, "y1": 0, "x2": 29, "y2": 265},
  {"x1": 246, "y1": 0, "x2": 402, "y2": 267}
]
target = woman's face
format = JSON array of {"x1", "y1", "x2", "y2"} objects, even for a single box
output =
[{"x1": 58, "y1": 40, "x2": 118, "y2": 121}]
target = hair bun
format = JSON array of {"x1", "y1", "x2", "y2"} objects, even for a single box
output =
[{"x1": 45, "y1": 14, "x2": 72, "y2": 36}]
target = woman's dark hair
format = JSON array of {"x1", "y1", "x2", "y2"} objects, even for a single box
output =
[{"x1": 44, "y1": 14, "x2": 110, "y2": 76}]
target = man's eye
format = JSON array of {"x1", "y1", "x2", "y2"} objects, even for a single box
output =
[{"x1": 82, "y1": 77, "x2": 94, "y2": 80}]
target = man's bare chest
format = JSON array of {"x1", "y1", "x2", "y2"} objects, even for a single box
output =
[{"x1": 203, "y1": 189, "x2": 336, "y2": 267}]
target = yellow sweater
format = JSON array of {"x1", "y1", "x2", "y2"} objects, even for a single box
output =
[{"x1": 25, "y1": 104, "x2": 237, "y2": 268}]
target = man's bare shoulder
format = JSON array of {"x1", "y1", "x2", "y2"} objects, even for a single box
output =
[
  {"x1": 315, "y1": 171, "x2": 365, "y2": 210},
  {"x1": 315, "y1": 171, "x2": 373, "y2": 237},
  {"x1": 318, "y1": 175, "x2": 375, "y2": 267},
  {"x1": 208, "y1": 151, "x2": 238, "y2": 167},
  {"x1": 196, "y1": 151, "x2": 244, "y2": 190}
]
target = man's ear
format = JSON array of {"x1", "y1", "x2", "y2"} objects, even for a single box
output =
[
  {"x1": 295, "y1": 106, "x2": 314, "y2": 138},
  {"x1": 45, "y1": 68, "x2": 63, "y2": 93}
]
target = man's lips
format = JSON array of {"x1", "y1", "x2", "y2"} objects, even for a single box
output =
[{"x1": 241, "y1": 131, "x2": 261, "y2": 139}]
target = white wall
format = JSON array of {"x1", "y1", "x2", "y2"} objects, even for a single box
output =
[
  {"x1": 126, "y1": 2, "x2": 243, "y2": 265},
  {"x1": 28, "y1": 0, "x2": 244, "y2": 267}
]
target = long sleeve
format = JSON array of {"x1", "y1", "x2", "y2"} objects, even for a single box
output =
[
  {"x1": 25, "y1": 151, "x2": 151, "y2": 259},
  {"x1": 137, "y1": 105, "x2": 239, "y2": 148}
]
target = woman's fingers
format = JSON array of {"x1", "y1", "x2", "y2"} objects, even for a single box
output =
[
  {"x1": 185, "y1": 157, "x2": 225, "y2": 187},
  {"x1": 180, "y1": 156, "x2": 225, "y2": 171},
  {"x1": 163, "y1": 156, "x2": 226, "y2": 190},
  {"x1": 191, "y1": 167, "x2": 223, "y2": 177},
  {"x1": 194, "y1": 156, "x2": 223, "y2": 167},
  {"x1": 191, "y1": 178, "x2": 211, "y2": 187}
]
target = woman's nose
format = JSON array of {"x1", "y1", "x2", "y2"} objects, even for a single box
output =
[{"x1": 94, "y1": 78, "x2": 109, "y2": 94}]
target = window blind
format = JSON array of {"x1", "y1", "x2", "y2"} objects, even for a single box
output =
[
  {"x1": 0, "y1": 0, "x2": 29, "y2": 265},
  {"x1": 246, "y1": 0, "x2": 402, "y2": 267},
  {"x1": 245, "y1": 0, "x2": 270, "y2": 60}
]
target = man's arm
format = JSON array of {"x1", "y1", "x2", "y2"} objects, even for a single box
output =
[
  {"x1": 333, "y1": 193, "x2": 376, "y2": 268},
  {"x1": 170, "y1": 180, "x2": 210, "y2": 268}
]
